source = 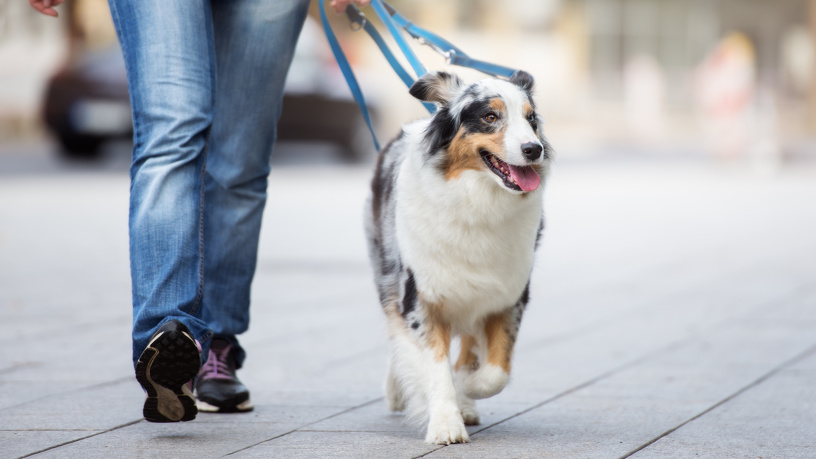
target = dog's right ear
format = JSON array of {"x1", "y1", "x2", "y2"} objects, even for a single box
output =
[{"x1": 409, "y1": 71, "x2": 464, "y2": 106}]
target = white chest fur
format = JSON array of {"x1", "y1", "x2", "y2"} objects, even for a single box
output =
[{"x1": 394, "y1": 154, "x2": 543, "y2": 328}]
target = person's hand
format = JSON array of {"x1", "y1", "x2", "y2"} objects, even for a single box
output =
[
  {"x1": 330, "y1": 0, "x2": 371, "y2": 14},
  {"x1": 28, "y1": 0, "x2": 65, "y2": 17}
]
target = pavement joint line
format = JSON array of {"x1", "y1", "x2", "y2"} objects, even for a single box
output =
[
  {"x1": 2, "y1": 429, "x2": 104, "y2": 432},
  {"x1": 619, "y1": 341, "x2": 816, "y2": 459},
  {"x1": 3, "y1": 375, "x2": 133, "y2": 411},
  {"x1": 15, "y1": 418, "x2": 142, "y2": 459},
  {"x1": 0, "y1": 361, "x2": 41, "y2": 376},
  {"x1": 222, "y1": 397, "x2": 383, "y2": 456}
]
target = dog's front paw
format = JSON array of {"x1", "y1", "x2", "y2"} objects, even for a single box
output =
[{"x1": 425, "y1": 411, "x2": 469, "y2": 445}]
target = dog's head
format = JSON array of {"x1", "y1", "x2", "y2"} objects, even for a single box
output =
[{"x1": 410, "y1": 70, "x2": 551, "y2": 194}]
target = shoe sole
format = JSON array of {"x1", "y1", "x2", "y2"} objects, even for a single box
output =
[
  {"x1": 196, "y1": 398, "x2": 254, "y2": 413},
  {"x1": 135, "y1": 329, "x2": 200, "y2": 422}
]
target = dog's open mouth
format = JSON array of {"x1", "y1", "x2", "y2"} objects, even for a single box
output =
[{"x1": 480, "y1": 151, "x2": 541, "y2": 192}]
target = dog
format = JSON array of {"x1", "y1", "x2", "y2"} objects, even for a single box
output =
[{"x1": 364, "y1": 70, "x2": 552, "y2": 444}]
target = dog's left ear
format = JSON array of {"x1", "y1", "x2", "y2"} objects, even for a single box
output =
[
  {"x1": 410, "y1": 71, "x2": 465, "y2": 106},
  {"x1": 510, "y1": 70, "x2": 535, "y2": 95}
]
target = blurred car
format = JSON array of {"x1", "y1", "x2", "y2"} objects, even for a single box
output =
[
  {"x1": 43, "y1": 17, "x2": 377, "y2": 161},
  {"x1": 43, "y1": 43, "x2": 131, "y2": 158}
]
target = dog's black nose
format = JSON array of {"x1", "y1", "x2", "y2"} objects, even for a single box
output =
[{"x1": 521, "y1": 142, "x2": 543, "y2": 161}]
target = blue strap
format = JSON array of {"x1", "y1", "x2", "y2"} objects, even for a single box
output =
[
  {"x1": 370, "y1": 0, "x2": 427, "y2": 80},
  {"x1": 380, "y1": 2, "x2": 466, "y2": 57},
  {"x1": 449, "y1": 54, "x2": 516, "y2": 78},
  {"x1": 318, "y1": 1, "x2": 380, "y2": 151}
]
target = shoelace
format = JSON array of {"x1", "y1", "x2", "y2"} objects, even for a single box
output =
[{"x1": 200, "y1": 344, "x2": 234, "y2": 381}]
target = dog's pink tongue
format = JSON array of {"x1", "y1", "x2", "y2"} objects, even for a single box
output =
[{"x1": 509, "y1": 165, "x2": 541, "y2": 192}]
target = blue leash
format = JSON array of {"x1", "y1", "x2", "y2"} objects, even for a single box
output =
[{"x1": 319, "y1": 0, "x2": 519, "y2": 151}]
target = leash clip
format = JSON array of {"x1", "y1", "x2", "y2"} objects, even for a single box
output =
[
  {"x1": 345, "y1": 5, "x2": 367, "y2": 32},
  {"x1": 350, "y1": 17, "x2": 366, "y2": 31}
]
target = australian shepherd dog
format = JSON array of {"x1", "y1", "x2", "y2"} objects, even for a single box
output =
[{"x1": 365, "y1": 70, "x2": 552, "y2": 444}]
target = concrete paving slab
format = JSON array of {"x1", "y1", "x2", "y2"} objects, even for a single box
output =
[
  {"x1": 0, "y1": 380, "x2": 95, "y2": 411},
  {"x1": 0, "y1": 378, "x2": 142, "y2": 431},
  {"x1": 632, "y1": 351, "x2": 816, "y2": 459},
  {"x1": 29, "y1": 420, "x2": 304, "y2": 459},
  {"x1": 0, "y1": 431, "x2": 99, "y2": 459}
]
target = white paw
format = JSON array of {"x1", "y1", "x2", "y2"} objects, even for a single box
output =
[{"x1": 425, "y1": 411, "x2": 469, "y2": 445}]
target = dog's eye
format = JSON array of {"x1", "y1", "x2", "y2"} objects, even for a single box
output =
[
  {"x1": 527, "y1": 113, "x2": 537, "y2": 126},
  {"x1": 483, "y1": 113, "x2": 498, "y2": 123}
]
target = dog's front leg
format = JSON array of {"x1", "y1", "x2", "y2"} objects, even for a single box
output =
[
  {"x1": 421, "y1": 303, "x2": 469, "y2": 445},
  {"x1": 456, "y1": 289, "x2": 529, "y2": 401}
]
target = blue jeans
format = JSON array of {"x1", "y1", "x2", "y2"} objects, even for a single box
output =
[{"x1": 108, "y1": 0, "x2": 310, "y2": 367}]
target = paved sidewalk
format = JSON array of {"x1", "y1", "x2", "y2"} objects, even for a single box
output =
[{"x1": 1, "y1": 156, "x2": 815, "y2": 458}]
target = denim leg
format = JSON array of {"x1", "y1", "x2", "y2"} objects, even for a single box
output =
[
  {"x1": 201, "y1": 0, "x2": 310, "y2": 368},
  {"x1": 108, "y1": 0, "x2": 217, "y2": 366}
]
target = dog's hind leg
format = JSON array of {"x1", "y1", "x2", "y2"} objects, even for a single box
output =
[{"x1": 384, "y1": 355, "x2": 405, "y2": 412}]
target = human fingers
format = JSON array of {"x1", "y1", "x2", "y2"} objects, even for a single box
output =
[
  {"x1": 331, "y1": 0, "x2": 369, "y2": 14},
  {"x1": 28, "y1": 0, "x2": 60, "y2": 17},
  {"x1": 330, "y1": 0, "x2": 348, "y2": 14}
]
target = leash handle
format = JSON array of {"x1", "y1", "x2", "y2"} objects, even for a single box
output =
[{"x1": 369, "y1": 0, "x2": 427, "y2": 79}]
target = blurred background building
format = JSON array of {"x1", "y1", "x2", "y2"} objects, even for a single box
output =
[{"x1": 2, "y1": 0, "x2": 816, "y2": 164}]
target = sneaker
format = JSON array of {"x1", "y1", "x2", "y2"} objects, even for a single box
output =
[
  {"x1": 135, "y1": 320, "x2": 201, "y2": 422},
  {"x1": 195, "y1": 338, "x2": 253, "y2": 413}
]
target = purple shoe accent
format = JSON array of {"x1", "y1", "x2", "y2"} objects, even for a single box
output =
[{"x1": 200, "y1": 341, "x2": 236, "y2": 381}]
